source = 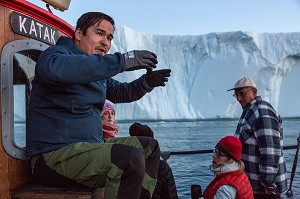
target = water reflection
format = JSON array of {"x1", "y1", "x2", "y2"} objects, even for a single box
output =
[
  {"x1": 14, "y1": 123, "x2": 26, "y2": 148},
  {"x1": 14, "y1": 85, "x2": 26, "y2": 148}
]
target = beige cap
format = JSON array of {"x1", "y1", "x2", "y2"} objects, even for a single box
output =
[{"x1": 227, "y1": 77, "x2": 256, "y2": 91}]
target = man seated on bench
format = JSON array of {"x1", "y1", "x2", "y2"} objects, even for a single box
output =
[{"x1": 26, "y1": 11, "x2": 171, "y2": 199}]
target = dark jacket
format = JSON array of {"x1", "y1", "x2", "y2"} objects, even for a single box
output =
[
  {"x1": 152, "y1": 160, "x2": 178, "y2": 199},
  {"x1": 26, "y1": 36, "x2": 152, "y2": 157}
]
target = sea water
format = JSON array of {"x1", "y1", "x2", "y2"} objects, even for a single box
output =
[{"x1": 119, "y1": 118, "x2": 300, "y2": 198}]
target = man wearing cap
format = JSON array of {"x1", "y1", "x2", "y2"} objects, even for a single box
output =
[{"x1": 228, "y1": 77, "x2": 287, "y2": 199}]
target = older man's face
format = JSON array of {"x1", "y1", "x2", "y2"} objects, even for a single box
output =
[{"x1": 233, "y1": 87, "x2": 256, "y2": 107}]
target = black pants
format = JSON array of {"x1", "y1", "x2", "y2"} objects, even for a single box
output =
[{"x1": 109, "y1": 136, "x2": 161, "y2": 198}]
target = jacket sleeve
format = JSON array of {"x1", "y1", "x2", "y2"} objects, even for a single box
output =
[
  {"x1": 36, "y1": 45, "x2": 124, "y2": 85},
  {"x1": 253, "y1": 114, "x2": 282, "y2": 188},
  {"x1": 105, "y1": 75, "x2": 153, "y2": 103}
]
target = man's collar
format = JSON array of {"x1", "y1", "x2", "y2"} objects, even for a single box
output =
[{"x1": 243, "y1": 96, "x2": 261, "y2": 110}]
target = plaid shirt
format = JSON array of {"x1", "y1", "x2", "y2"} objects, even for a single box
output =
[{"x1": 234, "y1": 96, "x2": 287, "y2": 194}]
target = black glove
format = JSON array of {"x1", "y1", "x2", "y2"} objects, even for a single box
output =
[
  {"x1": 123, "y1": 50, "x2": 158, "y2": 71},
  {"x1": 145, "y1": 69, "x2": 171, "y2": 87}
]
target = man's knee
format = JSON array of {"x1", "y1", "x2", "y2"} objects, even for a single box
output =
[
  {"x1": 111, "y1": 144, "x2": 145, "y2": 176},
  {"x1": 136, "y1": 137, "x2": 160, "y2": 155}
]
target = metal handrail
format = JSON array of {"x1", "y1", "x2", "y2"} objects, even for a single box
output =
[{"x1": 161, "y1": 145, "x2": 298, "y2": 161}]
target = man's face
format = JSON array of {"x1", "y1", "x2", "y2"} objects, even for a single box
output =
[
  {"x1": 234, "y1": 87, "x2": 256, "y2": 108},
  {"x1": 74, "y1": 20, "x2": 114, "y2": 56}
]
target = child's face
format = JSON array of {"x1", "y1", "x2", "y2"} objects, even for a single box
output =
[{"x1": 102, "y1": 109, "x2": 115, "y2": 124}]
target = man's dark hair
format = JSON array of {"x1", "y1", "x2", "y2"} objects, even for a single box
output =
[{"x1": 72, "y1": 12, "x2": 115, "y2": 40}]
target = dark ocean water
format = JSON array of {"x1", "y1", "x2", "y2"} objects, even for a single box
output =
[{"x1": 119, "y1": 119, "x2": 300, "y2": 198}]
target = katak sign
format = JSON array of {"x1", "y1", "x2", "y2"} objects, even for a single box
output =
[{"x1": 11, "y1": 11, "x2": 59, "y2": 45}]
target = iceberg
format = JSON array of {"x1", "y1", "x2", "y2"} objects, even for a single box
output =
[{"x1": 109, "y1": 25, "x2": 300, "y2": 120}]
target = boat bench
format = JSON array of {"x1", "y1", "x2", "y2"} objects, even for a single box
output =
[{"x1": 11, "y1": 184, "x2": 105, "y2": 199}]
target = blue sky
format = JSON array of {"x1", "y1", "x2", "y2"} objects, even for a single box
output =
[{"x1": 28, "y1": 0, "x2": 300, "y2": 35}]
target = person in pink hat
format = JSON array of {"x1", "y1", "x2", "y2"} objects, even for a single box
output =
[
  {"x1": 203, "y1": 136, "x2": 253, "y2": 199},
  {"x1": 100, "y1": 102, "x2": 119, "y2": 139}
]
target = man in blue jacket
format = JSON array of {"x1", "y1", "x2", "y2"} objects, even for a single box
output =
[{"x1": 27, "y1": 12, "x2": 171, "y2": 199}]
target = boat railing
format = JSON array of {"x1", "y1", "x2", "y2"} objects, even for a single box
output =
[{"x1": 161, "y1": 145, "x2": 297, "y2": 161}]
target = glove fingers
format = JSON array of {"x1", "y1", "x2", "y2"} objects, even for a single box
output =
[
  {"x1": 123, "y1": 50, "x2": 158, "y2": 72},
  {"x1": 162, "y1": 77, "x2": 169, "y2": 85},
  {"x1": 160, "y1": 69, "x2": 171, "y2": 72},
  {"x1": 158, "y1": 76, "x2": 169, "y2": 87},
  {"x1": 162, "y1": 72, "x2": 171, "y2": 77},
  {"x1": 160, "y1": 73, "x2": 171, "y2": 79},
  {"x1": 145, "y1": 68, "x2": 171, "y2": 87},
  {"x1": 149, "y1": 69, "x2": 171, "y2": 74},
  {"x1": 140, "y1": 50, "x2": 158, "y2": 59},
  {"x1": 141, "y1": 58, "x2": 157, "y2": 68},
  {"x1": 140, "y1": 51, "x2": 158, "y2": 65},
  {"x1": 160, "y1": 82, "x2": 166, "y2": 87},
  {"x1": 160, "y1": 69, "x2": 171, "y2": 74},
  {"x1": 153, "y1": 69, "x2": 171, "y2": 76}
]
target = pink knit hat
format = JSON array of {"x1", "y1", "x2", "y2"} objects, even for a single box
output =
[
  {"x1": 100, "y1": 103, "x2": 115, "y2": 116},
  {"x1": 215, "y1": 136, "x2": 242, "y2": 161}
]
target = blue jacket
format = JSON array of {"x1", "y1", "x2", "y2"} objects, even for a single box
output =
[{"x1": 26, "y1": 36, "x2": 152, "y2": 157}]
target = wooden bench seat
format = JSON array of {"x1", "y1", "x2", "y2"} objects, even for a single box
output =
[{"x1": 11, "y1": 184, "x2": 104, "y2": 199}]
